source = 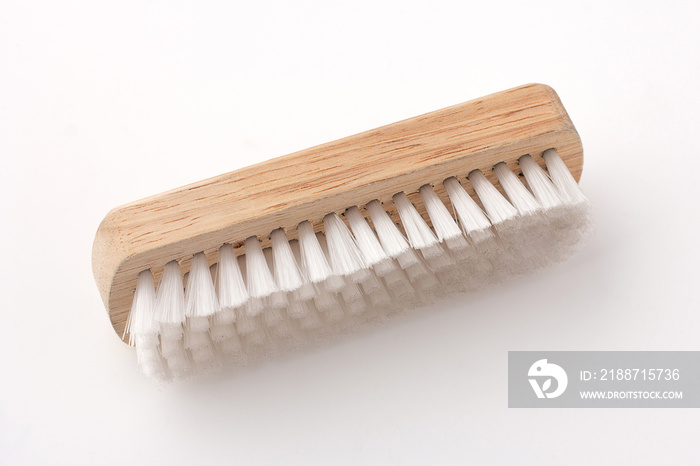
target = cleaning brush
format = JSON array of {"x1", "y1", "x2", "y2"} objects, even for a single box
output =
[{"x1": 92, "y1": 83, "x2": 590, "y2": 380}]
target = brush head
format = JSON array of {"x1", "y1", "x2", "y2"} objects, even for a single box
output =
[{"x1": 92, "y1": 83, "x2": 588, "y2": 380}]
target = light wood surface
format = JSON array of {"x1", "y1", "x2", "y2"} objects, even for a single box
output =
[{"x1": 92, "y1": 83, "x2": 584, "y2": 341}]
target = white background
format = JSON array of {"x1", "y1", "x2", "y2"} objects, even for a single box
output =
[{"x1": 2, "y1": 1, "x2": 699, "y2": 464}]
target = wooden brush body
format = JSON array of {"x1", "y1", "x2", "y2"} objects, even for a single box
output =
[{"x1": 92, "y1": 83, "x2": 583, "y2": 340}]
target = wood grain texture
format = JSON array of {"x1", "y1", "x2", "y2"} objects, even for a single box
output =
[{"x1": 92, "y1": 83, "x2": 584, "y2": 341}]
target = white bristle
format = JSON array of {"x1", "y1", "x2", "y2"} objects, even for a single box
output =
[
  {"x1": 271, "y1": 317, "x2": 297, "y2": 340},
  {"x1": 298, "y1": 303, "x2": 321, "y2": 330},
  {"x1": 423, "y1": 244, "x2": 456, "y2": 272},
  {"x1": 345, "y1": 206, "x2": 395, "y2": 276},
  {"x1": 324, "y1": 275, "x2": 347, "y2": 294},
  {"x1": 288, "y1": 239, "x2": 322, "y2": 301},
  {"x1": 396, "y1": 249, "x2": 420, "y2": 270},
  {"x1": 190, "y1": 343, "x2": 220, "y2": 374},
  {"x1": 268, "y1": 291, "x2": 288, "y2": 310},
  {"x1": 297, "y1": 221, "x2": 333, "y2": 284},
  {"x1": 135, "y1": 345, "x2": 161, "y2": 364},
  {"x1": 343, "y1": 298, "x2": 367, "y2": 317},
  {"x1": 124, "y1": 269, "x2": 158, "y2": 346},
  {"x1": 263, "y1": 306, "x2": 285, "y2": 327},
  {"x1": 244, "y1": 236, "x2": 278, "y2": 299},
  {"x1": 293, "y1": 283, "x2": 316, "y2": 302},
  {"x1": 190, "y1": 345, "x2": 219, "y2": 369},
  {"x1": 236, "y1": 255, "x2": 264, "y2": 317},
  {"x1": 384, "y1": 269, "x2": 417, "y2": 304},
  {"x1": 493, "y1": 163, "x2": 542, "y2": 216},
  {"x1": 313, "y1": 289, "x2": 339, "y2": 314},
  {"x1": 160, "y1": 322, "x2": 183, "y2": 341},
  {"x1": 370, "y1": 258, "x2": 395, "y2": 277},
  {"x1": 188, "y1": 346, "x2": 214, "y2": 364},
  {"x1": 271, "y1": 228, "x2": 305, "y2": 292},
  {"x1": 244, "y1": 328, "x2": 268, "y2": 348},
  {"x1": 133, "y1": 333, "x2": 159, "y2": 348},
  {"x1": 162, "y1": 340, "x2": 192, "y2": 378},
  {"x1": 414, "y1": 268, "x2": 441, "y2": 294},
  {"x1": 210, "y1": 322, "x2": 236, "y2": 342},
  {"x1": 235, "y1": 254, "x2": 263, "y2": 318},
  {"x1": 366, "y1": 200, "x2": 411, "y2": 258},
  {"x1": 442, "y1": 177, "x2": 494, "y2": 244},
  {"x1": 160, "y1": 338, "x2": 182, "y2": 359},
  {"x1": 235, "y1": 312, "x2": 258, "y2": 335},
  {"x1": 492, "y1": 161, "x2": 552, "y2": 266},
  {"x1": 186, "y1": 315, "x2": 210, "y2": 333},
  {"x1": 340, "y1": 283, "x2": 366, "y2": 315},
  {"x1": 287, "y1": 300, "x2": 310, "y2": 319},
  {"x1": 246, "y1": 298, "x2": 265, "y2": 317},
  {"x1": 184, "y1": 329, "x2": 212, "y2": 351},
  {"x1": 155, "y1": 260, "x2": 186, "y2": 325},
  {"x1": 185, "y1": 252, "x2": 220, "y2": 318},
  {"x1": 136, "y1": 347, "x2": 165, "y2": 379},
  {"x1": 323, "y1": 213, "x2": 370, "y2": 282},
  {"x1": 404, "y1": 260, "x2": 432, "y2": 284},
  {"x1": 467, "y1": 170, "x2": 518, "y2": 224},
  {"x1": 216, "y1": 244, "x2": 249, "y2": 310},
  {"x1": 419, "y1": 184, "x2": 469, "y2": 252},
  {"x1": 315, "y1": 231, "x2": 347, "y2": 292},
  {"x1": 392, "y1": 192, "x2": 439, "y2": 252},
  {"x1": 212, "y1": 306, "x2": 236, "y2": 326},
  {"x1": 383, "y1": 267, "x2": 408, "y2": 289},
  {"x1": 360, "y1": 273, "x2": 382, "y2": 296},
  {"x1": 167, "y1": 361, "x2": 193, "y2": 379},
  {"x1": 539, "y1": 149, "x2": 592, "y2": 254},
  {"x1": 264, "y1": 245, "x2": 289, "y2": 311},
  {"x1": 320, "y1": 297, "x2": 345, "y2": 323},
  {"x1": 518, "y1": 155, "x2": 564, "y2": 209},
  {"x1": 219, "y1": 333, "x2": 244, "y2": 357},
  {"x1": 542, "y1": 149, "x2": 589, "y2": 204},
  {"x1": 361, "y1": 274, "x2": 392, "y2": 308}
]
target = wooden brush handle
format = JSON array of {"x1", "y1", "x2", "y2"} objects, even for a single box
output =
[{"x1": 92, "y1": 83, "x2": 583, "y2": 340}]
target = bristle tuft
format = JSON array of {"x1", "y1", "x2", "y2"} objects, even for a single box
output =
[
  {"x1": 443, "y1": 177, "x2": 494, "y2": 244},
  {"x1": 418, "y1": 185, "x2": 465, "y2": 250},
  {"x1": 216, "y1": 244, "x2": 248, "y2": 310},
  {"x1": 297, "y1": 221, "x2": 333, "y2": 284},
  {"x1": 323, "y1": 213, "x2": 368, "y2": 279},
  {"x1": 185, "y1": 252, "x2": 220, "y2": 318},
  {"x1": 345, "y1": 206, "x2": 393, "y2": 274},
  {"x1": 244, "y1": 236, "x2": 277, "y2": 299},
  {"x1": 542, "y1": 149, "x2": 589, "y2": 205},
  {"x1": 519, "y1": 155, "x2": 564, "y2": 209},
  {"x1": 392, "y1": 192, "x2": 439, "y2": 252},
  {"x1": 493, "y1": 163, "x2": 541, "y2": 216},
  {"x1": 271, "y1": 229, "x2": 305, "y2": 292},
  {"x1": 155, "y1": 261, "x2": 186, "y2": 325},
  {"x1": 366, "y1": 200, "x2": 410, "y2": 258},
  {"x1": 468, "y1": 170, "x2": 518, "y2": 224},
  {"x1": 124, "y1": 269, "x2": 158, "y2": 346}
]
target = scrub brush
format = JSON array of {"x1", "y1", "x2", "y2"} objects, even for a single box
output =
[{"x1": 92, "y1": 83, "x2": 590, "y2": 380}]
